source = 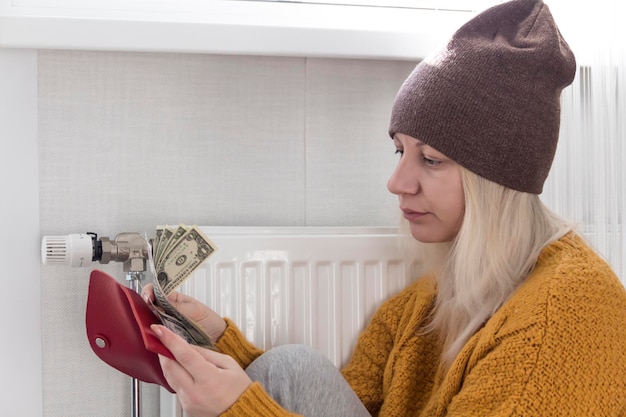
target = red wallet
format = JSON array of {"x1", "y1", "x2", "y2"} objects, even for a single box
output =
[{"x1": 86, "y1": 269, "x2": 175, "y2": 393}]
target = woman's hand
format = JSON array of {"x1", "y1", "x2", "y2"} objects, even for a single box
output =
[
  {"x1": 142, "y1": 283, "x2": 227, "y2": 343},
  {"x1": 152, "y1": 324, "x2": 252, "y2": 417}
]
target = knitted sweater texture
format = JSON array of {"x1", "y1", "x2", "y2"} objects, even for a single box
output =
[{"x1": 218, "y1": 234, "x2": 626, "y2": 416}]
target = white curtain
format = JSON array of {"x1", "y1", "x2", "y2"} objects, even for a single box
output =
[{"x1": 542, "y1": 0, "x2": 625, "y2": 281}]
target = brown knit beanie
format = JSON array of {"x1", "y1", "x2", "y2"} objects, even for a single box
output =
[{"x1": 389, "y1": 0, "x2": 576, "y2": 194}]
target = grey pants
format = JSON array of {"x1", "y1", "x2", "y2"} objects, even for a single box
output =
[{"x1": 245, "y1": 344, "x2": 371, "y2": 417}]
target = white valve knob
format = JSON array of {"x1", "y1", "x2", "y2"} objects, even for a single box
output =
[{"x1": 41, "y1": 234, "x2": 95, "y2": 267}]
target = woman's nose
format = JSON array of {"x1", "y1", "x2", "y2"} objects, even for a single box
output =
[{"x1": 387, "y1": 158, "x2": 419, "y2": 196}]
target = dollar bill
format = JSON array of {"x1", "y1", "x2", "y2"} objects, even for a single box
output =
[
  {"x1": 157, "y1": 309, "x2": 215, "y2": 347},
  {"x1": 153, "y1": 225, "x2": 173, "y2": 266},
  {"x1": 156, "y1": 225, "x2": 188, "y2": 272},
  {"x1": 157, "y1": 227, "x2": 214, "y2": 294},
  {"x1": 148, "y1": 224, "x2": 218, "y2": 350},
  {"x1": 152, "y1": 279, "x2": 216, "y2": 349}
]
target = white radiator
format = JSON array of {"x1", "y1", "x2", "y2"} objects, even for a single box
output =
[{"x1": 159, "y1": 226, "x2": 415, "y2": 417}]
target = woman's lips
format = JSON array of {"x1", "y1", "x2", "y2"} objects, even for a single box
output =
[{"x1": 402, "y1": 208, "x2": 428, "y2": 221}]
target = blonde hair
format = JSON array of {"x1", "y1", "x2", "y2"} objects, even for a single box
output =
[{"x1": 400, "y1": 167, "x2": 575, "y2": 366}]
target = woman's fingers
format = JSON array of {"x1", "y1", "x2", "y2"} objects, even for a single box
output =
[
  {"x1": 153, "y1": 325, "x2": 213, "y2": 375},
  {"x1": 154, "y1": 324, "x2": 235, "y2": 376},
  {"x1": 141, "y1": 283, "x2": 155, "y2": 303},
  {"x1": 143, "y1": 285, "x2": 192, "y2": 309},
  {"x1": 151, "y1": 324, "x2": 252, "y2": 416},
  {"x1": 190, "y1": 344, "x2": 240, "y2": 370},
  {"x1": 158, "y1": 354, "x2": 195, "y2": 392},
  {"x1": 144, "y1": 288, "x2": 227, "y2": 344}
]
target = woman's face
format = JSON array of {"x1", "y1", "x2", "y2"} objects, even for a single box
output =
[{"x1": 387, "y1": 133, "x2": 465, "y2": 243}]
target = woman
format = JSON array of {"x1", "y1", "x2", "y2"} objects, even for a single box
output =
[{"x1": 145, "y1": 0, "x2": 626, "y2": 415}]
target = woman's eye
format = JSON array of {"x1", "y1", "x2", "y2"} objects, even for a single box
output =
[
  {"x1": 395, "y1": 149, "x2": 404, "y2": 156},
  {"x1": 423, "y1": 156, "x2": 441, "y2": 167}
]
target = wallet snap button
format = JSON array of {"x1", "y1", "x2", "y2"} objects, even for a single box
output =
[{"x1": 95, "y1": 336, "x2": 108, "y2": 349}]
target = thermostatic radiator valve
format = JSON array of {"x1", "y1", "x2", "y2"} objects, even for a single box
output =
[{"x1": 41, "y1": 232, "x2": 149, "y2": 272}]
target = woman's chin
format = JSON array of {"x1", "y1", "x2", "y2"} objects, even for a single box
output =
[{"x1": 409, "y1": 226, "x2": 454, "y2": 244}]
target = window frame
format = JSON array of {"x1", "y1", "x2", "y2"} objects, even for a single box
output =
[{"x1": 0, "y1": 0, "x2": 482, "y2": 59}]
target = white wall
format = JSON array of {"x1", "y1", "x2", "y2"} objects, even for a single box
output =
[
  {"x1": 36, "y1": 49, "x2": 413, "y2": 417},
  {"x1": 0, "y1": 48, "x2": 42, "y2": 417},
  {"x1": 0, "y1": 46, "x2": 413, "y2": 417}
]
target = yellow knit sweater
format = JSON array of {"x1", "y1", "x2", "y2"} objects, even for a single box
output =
[{"x1": 218, "y1": 234, "x2": 626, "y2": 416}]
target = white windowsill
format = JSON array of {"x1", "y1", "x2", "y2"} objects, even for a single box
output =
[{"x1": 0, "y1": 0, "x2": 478, "y2": 60}]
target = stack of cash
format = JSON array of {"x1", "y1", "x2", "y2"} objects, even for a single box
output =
[{"x1": 147, "y1": 225, "x2": 218, "y2": 350}]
